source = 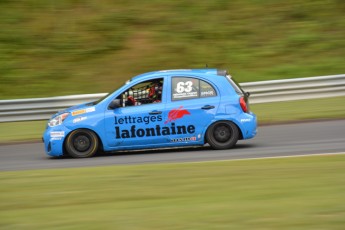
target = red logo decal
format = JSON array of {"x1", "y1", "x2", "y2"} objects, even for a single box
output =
[{"x1": 165, "y1": 106, "x2": 191, "y2": 124}]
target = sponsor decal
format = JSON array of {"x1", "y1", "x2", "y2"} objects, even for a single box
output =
[
  {"x1": 241, "y1": 118, "x2": 251, "y2": 123},
  {"x1": 73, "y1": 116, "x2": 87, "y2": 123},
  {"x1": 165, "y1": 106, "x2": 190, "y2": 124},
  {"x1": 50, "y1": 131, "x2": 65, "y2": 138},
  {"x1": 201, "y1": 90, "x2": 215, "y2": 97},
  {"x1": 72, "y1": 107, "x2": 95, "y2": 116},
  {"x1": 51, "y1": 137, "x2": 62, "y2": 141},
  {"x1": 115, "y1": 115, "x2": 162, "y2": 125},
  {"x1": 115, "y1": 122, "x2": 195, "y2": 139},
  {"x1": 170, "y1": 136, "x2": 197, "y2": 142},
  {"x1": 114, "y1": 110, "x2": 195, "y2": 139}
]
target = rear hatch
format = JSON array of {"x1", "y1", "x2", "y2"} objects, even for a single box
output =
[{"x1": 225, "y1": 74, "x2": 251, "y2": 113}]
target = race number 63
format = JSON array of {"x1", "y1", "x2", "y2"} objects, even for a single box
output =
[{"x1": 176, "y1": 81, "x2": 193, "y2": 93}]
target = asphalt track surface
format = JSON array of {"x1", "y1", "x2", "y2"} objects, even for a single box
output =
[{"x1": 0, "y1": 120, "x2": 344, "y2": 171}]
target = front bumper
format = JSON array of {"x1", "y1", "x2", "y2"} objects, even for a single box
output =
[{"x1": 43, "y1": 126, "x2": 71, "y2": 157}]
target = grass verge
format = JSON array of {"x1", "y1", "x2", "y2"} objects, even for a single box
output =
[
  {"x1": 1, "y1": 154, "x2": 344, "y2": 229},
  {"x1": 1, "y1": 96, "x2": 345, "y2": 143},
  {"x1": 250, "y1": 96, "x2": 345, "y2": 125}
]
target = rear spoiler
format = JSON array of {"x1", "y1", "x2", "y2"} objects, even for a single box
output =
[
  {"x1": 217, "y1": 69, "x2": 228, "y2": 76},
  {"x1": 220, "y1": 69, "x2": 251, "y2": 98}
]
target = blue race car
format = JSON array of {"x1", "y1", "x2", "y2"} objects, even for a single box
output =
[{"x1": 43, "y1": 69, "x2": 257, "y2": 158}]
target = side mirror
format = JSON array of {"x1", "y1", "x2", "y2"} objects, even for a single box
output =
[
  {"x1": 108, "y1": 99, "x2": 121, "y2": 110},
  {"x1": 245, "y1": 92, "x2": 250, "y2": 98}
]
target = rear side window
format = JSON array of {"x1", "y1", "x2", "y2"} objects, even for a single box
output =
[
  {"x1": 172, "y1": 77, "x2": 217, "y2": 101},
  {"x1": 200, "y1": 80, "x2": 216, "y2": 97}
]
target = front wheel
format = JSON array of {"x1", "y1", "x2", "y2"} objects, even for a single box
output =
[
  {"x1": 206, "y1": 121, "x2": 239, "y2": 150},
  {"x1": 65, "y1": 129, "x2": 99, "y2": 158}
]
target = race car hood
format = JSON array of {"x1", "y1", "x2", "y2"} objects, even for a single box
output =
[{"x1": 50, "y1": 102, "x2": 94, "y2": 118}]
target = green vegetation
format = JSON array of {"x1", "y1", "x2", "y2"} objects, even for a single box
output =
[
  {"x1": 250, "y1": 96, "x2": 345, "y2": 125},
  {"x1": 0, "y1": 121, "x2": 46, "y2": 143},
  {"x1": 0, "y1": 96, "x2": 344, "y2": 143},
  {"x1": 0, "y1": 0, "x2": 344, "y2": 99},
  {"x1": 1, "y1": 154, "x2": 344, "y2": 229}
]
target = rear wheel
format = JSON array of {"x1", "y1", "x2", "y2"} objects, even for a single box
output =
[
  {"x1": 65, "y1": 129, "x2": 99, "y2": 158},
  {"x1": 206, "y1": 121, "x2": 239, "y2": 150}
]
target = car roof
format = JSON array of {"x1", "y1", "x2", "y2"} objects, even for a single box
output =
[{"x1": 131, "y1": 69, "x2": 227, "y2": 82}]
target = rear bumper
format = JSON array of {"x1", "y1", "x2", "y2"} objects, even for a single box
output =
[{"x1": 239, "y1": 112, "x2": 257, "y2": 139}]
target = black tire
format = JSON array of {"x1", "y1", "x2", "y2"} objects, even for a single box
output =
[
  {"x1": 65, "y1": 129, "x2": 99, "y2": 158},
  {"x1": 206, "y1": 121, "x2": 239, "y2": 150}
]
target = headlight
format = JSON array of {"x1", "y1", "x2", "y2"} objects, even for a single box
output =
[{"x1": 48, "y1": 113, "x2": 69, "y2": 127}]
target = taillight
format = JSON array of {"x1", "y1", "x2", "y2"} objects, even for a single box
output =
[{"x1": 240, "y1": 97, "x2": 248, "y2": 113}]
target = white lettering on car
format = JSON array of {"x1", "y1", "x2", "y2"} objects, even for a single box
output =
[
  {"x1": 73, "y1": 116, "x2": 87, "y2": 123},
  {"x1": 50, "y1": 131, "x2": 65, "y2": 138}
]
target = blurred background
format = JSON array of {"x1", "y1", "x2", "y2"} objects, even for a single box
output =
[
  {"x1": 1, "y1": 3, "x2": 345, "y2": 228},
  {"x1": 0, "y1": 0, "x2": 344, "y2": 99}
]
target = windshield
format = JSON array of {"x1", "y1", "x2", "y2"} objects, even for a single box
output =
[{"x1": 92, "y1": 79, "x2": 131, "y2": 105}]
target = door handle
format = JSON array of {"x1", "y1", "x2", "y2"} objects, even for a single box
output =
[
  {"x1": 149, "y1": 110, "x2": 162, "y2": 115},
  {"x1": 201, "y1": 105, "x2": 215, "y2": 110}
]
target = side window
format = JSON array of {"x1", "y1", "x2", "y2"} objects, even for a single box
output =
[
  {"x1": 117, "y1": 78, "x2": 163, "y2": 107},
  {"x1": 172, "y1": 77, "x2": 199, "y2": 100},
  {"x1": 200, "y1": 80, "x2": 216, "y2": 98},
  {"x1": 172, "y1": 77, "x2": 216, "y2": 101}
]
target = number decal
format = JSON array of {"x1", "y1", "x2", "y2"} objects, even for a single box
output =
[
  {"x1": 176, "y1": 81, "x2": 193, "y2": 93},
  {"x1": 172, "y1": 78, "x2": 199, "y2": 100},
  {"x1": 184, "y1": 81, "x2": 193, "y2": 92},
  {"x1": 176, "y1": 82, "x2": 185, "y2": 93}
]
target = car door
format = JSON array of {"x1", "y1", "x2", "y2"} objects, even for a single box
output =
[
  {"x1": 104, "y1": 77, "x2": 169, "y2": 149},
  {"x1": 164, "y1": 76, "x2": 220, "y2": 144}
]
